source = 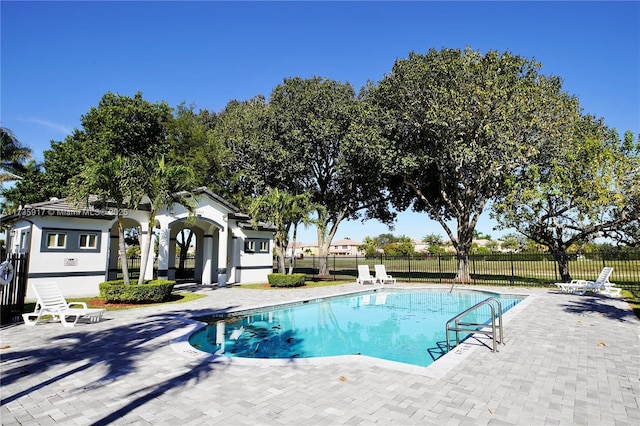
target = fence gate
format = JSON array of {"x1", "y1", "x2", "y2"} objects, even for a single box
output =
[{"x1": 1, "y1": 253, "x2": 29, "y2": 325}]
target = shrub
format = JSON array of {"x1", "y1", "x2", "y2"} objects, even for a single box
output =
[
  {"x1": 268, "y1": 273, "x2": 306, "y2": 288},
  {"x1": 99, "y1": 279, "x2": 175, "y2": 303}
]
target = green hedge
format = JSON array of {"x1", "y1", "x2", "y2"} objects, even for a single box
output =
[
  {"x1": 99, "y1": 279, "x2": 175, "y2": 303},
  {"x1": 268, "y1": 273, "x2": 306, "y2": 288}
]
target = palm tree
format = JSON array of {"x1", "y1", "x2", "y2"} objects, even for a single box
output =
[
  {"x1": 1, "y1": 127, "x2": 32, "y2": 182},
  {"x1": 248, "y1": 189, "x2": 316, "y2": 274},
  {"x1": 287, "y1": 192, "x2": 316, "y2": 274},
  {"x1": 69, "y1": 155, "x2": 145, "y2": 285},
  {"x1": 137, "y1": 156, "x2": 196, "y2": 284}
]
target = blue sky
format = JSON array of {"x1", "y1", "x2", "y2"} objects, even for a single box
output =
[{"x1": 2, "y1": 1, "x2": 639, "y2": 244}]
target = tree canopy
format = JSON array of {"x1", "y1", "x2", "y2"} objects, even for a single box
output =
[
  {"x1": 2, "y1": 47, "x2": 637, "y2": 283},
  {"x1": 492, "y1": 116, "x2": 640, "y2": 281},
  {"x1": 366, "y1": 47, "x2": 579, "y2": 281}
]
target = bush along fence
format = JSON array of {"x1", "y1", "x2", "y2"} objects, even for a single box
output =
[{"x1": 277, "y1": 251, "x2": 640, "y2": 291}]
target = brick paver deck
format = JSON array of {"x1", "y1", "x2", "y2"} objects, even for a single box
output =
[{"x1": 1, "y1": 283, "x2": 638, "y2": 425}]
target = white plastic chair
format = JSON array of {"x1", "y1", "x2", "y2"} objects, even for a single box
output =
[
  {"x1": 23, "y1": 281, "x2": 105, "y2": 327},
  {"x1": 374, "y1": 264, "x2": 396, "y2": 285},
  {"x1": 554, "y1": 267, "x2": 614, "y2": 295},
  {"x1": 356, "y1": 265, "x2": 376, "y2": 285}
]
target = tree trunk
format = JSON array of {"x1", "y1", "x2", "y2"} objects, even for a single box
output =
[
  {"x1": 317, "y1": 232, "x2": 329, "y2": 276},
  {"x1": 276, "y1": 244, "x2": 286, "y2": 274},
  {"x1": 178, "y1": 230, "x2": 193, "y2": 277},
  {"x1": 288, "y1": 224, "x2": 298, "y2": 275},
  {"x1": 118, "y1": 217, "x2": 130, "y2": 285},
  {"x1": 455, "y1": 248, "x2": 471, "y2": 283},
  {"x1": 553, "y1": 249, "x2": 572, "y2": 282},
  {"x1": 138, "y1": 215, "x2": 156, "y2": 284}
]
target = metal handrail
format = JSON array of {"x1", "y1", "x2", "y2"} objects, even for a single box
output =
[{"x1": 445, "y1": 297, "x2": 504, "y2": 353}]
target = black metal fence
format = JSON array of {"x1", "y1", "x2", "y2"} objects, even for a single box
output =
[
  {"x1": 277, "y1": 251, "x2": 640, "y2": 290},
  {"x1": 1, "y1": 253, "x2": 29, "y2": 325},
  {"x1": 117, "y1": 257, "x2": 195, "y2": 280}
]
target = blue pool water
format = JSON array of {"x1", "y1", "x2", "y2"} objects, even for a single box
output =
[{"x1": 189, "y1": 290, "x2": 523, "y2": 367}]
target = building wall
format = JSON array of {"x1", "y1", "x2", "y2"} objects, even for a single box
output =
[
  {"x1": 7, "y1": 193, "x2": 275, "y2": 299},
  {"x1": 234, "y1": 227, "x2": 274, "y2": 284},
  {"x1": 13, "y1": 216, "x2": 114, "y2": 299}
]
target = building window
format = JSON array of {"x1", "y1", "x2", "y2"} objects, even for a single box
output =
[
  {"x1": 245, "y1": 238, "x2": 270, "y2": 254},
  {"x1": 79, "y1": 233, "x2": 98, "y2": 249},
  {"x1": 41, "y1": 228, "x2": 101, "y2": 253},
  {"x1": 47, "y1": 232, "x2": 67, "y2": 249},
  {"x1": 20, "y1": 231, "x2": 29, "y2": 252}
]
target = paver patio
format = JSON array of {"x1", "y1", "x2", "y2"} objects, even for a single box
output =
[{"x1": 1, "y1": 283, "x2": 638, "y2": 425}]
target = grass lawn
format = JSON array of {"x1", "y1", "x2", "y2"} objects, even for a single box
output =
[
  {"x1": 23, "y1": 291, "x2": 207, "y2": 313},
  {"x1": 622, "y1": 289, "x2": 640, "y2": 319}
]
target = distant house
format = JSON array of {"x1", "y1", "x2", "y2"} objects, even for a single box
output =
[
  {"x1": 285, "y1": 241, "x2": 305, "y2": 258},
  {"x1": 286, "y1": 239, "x2": 364, "y2": 257},
  {"x1": 412, "y1": 239, "x2": 429, "y2": 253},
  {"x1": 1, "y1": 188, "x2": 275, "y2": 298},
  {"x1": 329, "y1": 239, "x2": 363, "y2": 256}
]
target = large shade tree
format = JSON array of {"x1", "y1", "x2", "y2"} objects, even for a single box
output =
[
  {"x1": 492, "y1": 116, "x2": 640, "y2": 281},
  {"x1": 1, "y1": 92, "x2": 176, "y2": 208},
  {"x1": 267, "y1": 77, "x2": 393, "y2": 275},
  {"x1": 367, "y1": 47, "x2": 573, "y2": 281},
  {"x1": 212, "y1": 95, "x2": 281, "y2": 206},
  {"x1": 167, "y1": 104, "x2": 227, "y2": 192},
  {"x1": 215, "y1": 79, "x2": 393, "y2": 275}
]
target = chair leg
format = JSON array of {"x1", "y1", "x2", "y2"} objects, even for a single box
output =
[
  {"x1": 22, "y1": 312, "x2": 42, "y2": 326},
  {"x1": 60, "y1": 313, "x2": 81, "y2": 327}
]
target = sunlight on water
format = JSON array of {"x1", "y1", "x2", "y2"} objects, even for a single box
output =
[{"x1": 189, "y1": 290, "x2": 523, "y2": 368}]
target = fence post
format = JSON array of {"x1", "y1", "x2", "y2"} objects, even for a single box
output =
[
  {"x1": 472, "y1": 254, "x2": 476, "y2": 279},
  {"x1": 333, "y1": 255, "x2": 336, "y2": 280},
  {"x1": 408, "y1": 255, "x2": 411, "y2": 283},
  {"x1": 510, "y1": 252, "x2": 515, "y2": 286},
  {"x1": 438, "y1": 254, "x2": 442, "y2": 283}
]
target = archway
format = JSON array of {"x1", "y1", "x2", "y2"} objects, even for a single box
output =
[
  {"x1": 107, "y1": 216, "x2": 145, "y2": 281},
  {"x1": 165, "y1": 217, "x2": 224, "y2": 285}
]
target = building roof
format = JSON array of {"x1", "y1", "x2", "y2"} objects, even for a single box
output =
[
  {"x1": 331, "y1": 239, "x2": 362, "y2": 246},
  {"x1": 1, "y1": 196, "x2": 116, "y2": 222},
  {"x1": 0, "y1": 188, "x2": 266, "y2": 229}
]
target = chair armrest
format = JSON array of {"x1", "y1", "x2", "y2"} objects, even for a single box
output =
[{"x1": 67, "y1": 302, "x2": 88, "y2": 309}]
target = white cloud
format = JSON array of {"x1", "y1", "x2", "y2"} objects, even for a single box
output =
[{"x1": 22, "y1": 118, "x2": 72, "y2": 135}]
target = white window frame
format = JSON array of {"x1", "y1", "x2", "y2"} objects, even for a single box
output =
[
  {"x1": 46, "y1": 232, "x2": 67, "y2": 249},
  {"x1": 78, "y1": 233, "x2": 98, "y2": 249}
]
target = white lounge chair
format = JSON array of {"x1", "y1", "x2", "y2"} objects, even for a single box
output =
[
  {"x1": 374, "y1": 264, "x2": 396, "y2": 285},
  {"x1": 356, "y1": 265, "x2": 376, "y2": 285},
  {"x1": 576, "y1": 268, "x2": 621, "y2": 296},
  {"x1": 23, "y1": 281, "x2": 105, "y2": 327},
  {"x1": 555, "y1": 267, "x2": 614, "y2": 295},
  {"x1": 599, "y1": 282, "x2": 622, "y2": 297}
]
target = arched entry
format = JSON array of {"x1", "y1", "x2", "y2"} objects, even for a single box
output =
[
  {"x1": 163, "y1": 217, "x2": 225, "y2": 285},
  {"x1": 106, "y1": 216, "x2": 145, "y2": 281}
]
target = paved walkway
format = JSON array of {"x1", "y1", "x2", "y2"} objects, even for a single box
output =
[{"x1": 1, "y1": 283, "x2": 638, "y2": 425}]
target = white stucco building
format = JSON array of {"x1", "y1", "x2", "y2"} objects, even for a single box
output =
[{"x1": 0, "y1": 188, "x2": 275, "y2": 298}]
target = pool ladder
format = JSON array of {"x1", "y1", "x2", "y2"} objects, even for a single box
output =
[{"x1": 445, "y1": 297, "x2": 504, "y2": 353}]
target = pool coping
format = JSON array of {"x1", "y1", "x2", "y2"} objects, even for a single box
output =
[{"x1": 169, "y1": 285, "x2": 537, "y2": 378}]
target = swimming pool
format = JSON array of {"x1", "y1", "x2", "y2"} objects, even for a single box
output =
[{"x1": 188, "y1": 290, "x2": 524, "y2": 368}]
